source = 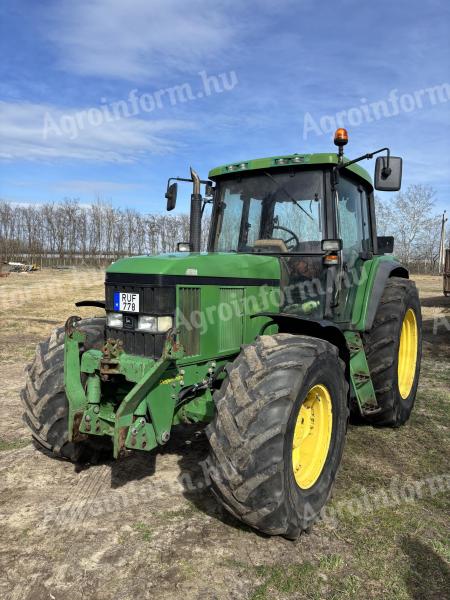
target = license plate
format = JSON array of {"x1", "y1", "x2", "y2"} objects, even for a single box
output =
[{"x1": 113, "y1": 291, "x2": 140, "y2": 313}]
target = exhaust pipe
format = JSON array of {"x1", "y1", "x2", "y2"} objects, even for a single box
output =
[{"x1": 189, "y1": 167, "x2": 202, "y2": 252}]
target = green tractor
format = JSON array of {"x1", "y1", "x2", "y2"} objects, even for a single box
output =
[{"x1": 22, "y1": 129, "x2": 422, "y2": 538}]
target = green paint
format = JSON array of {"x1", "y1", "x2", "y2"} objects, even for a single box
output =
[
  {"x1": 119, "y1": 353, "x2": 156, "y2": 383},
  {"x1": 124, "y1": 419, "x2": 157, "y2": 453},
  {"x1": 208, "y1": 152, "x2": 372, "y2": 185},
  {"x1": 65, "y1": 328, "x2": 88, "y2": 442},
  {"x1": 218, "y1": 287, "x2": 244, "y2": 351},
  {"x1": 145, "y1": 384, "x2": 176, "y2": 445},
  {"x1": 175, "y1": 389, "x2": 215, "y2": 423},
  {"x1": 107, "y1": 251, "x2": 280, "y2": 279},
  {"x1": 344, "y1": 331, "x2": 378, "y2": 413},
  {"x1": 175, "y1": 283, "x2": 280, "y2": 363},
  {"x1": 79, "y1": 404, "x2": 115, "y2": 437},
  {"x1": 86, "y1": 374, "x2": 101, "y2": 404},
  {"x1": 350, "y1": 255, "x2": 397, "y2": 330},
  {"x1": 113, "y1": 357, "x2": 171, "y2": 457}
]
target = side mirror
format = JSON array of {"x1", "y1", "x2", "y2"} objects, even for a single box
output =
[
  {"x1": 205, "y1": 183, "x2": 215, "y2": 198},
  {"x1": 374, "y1": 156, "x2": 402, "y2": 191},
  {"x1": 165, "y1": 182, "x2": 178, "y2": 211},
  {"x1": 377, "y1": 236, "x2": 394, "y2": 254}
]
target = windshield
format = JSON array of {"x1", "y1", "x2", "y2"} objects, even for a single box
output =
[{"x1": 212, "y1": 170, "x2": 324, "y2": 253}]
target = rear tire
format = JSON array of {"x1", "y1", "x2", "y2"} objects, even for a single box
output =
[
  {"x1": 206, "y1": 334, "x2": 348, "y2": 539},
  {"x1": 21, "y1": 318, "x2": 109, "y2": 461},
  {"x1": 362, "y1": 277, "x2": 422, "y2": 427}
]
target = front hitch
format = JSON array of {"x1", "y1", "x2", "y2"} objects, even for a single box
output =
[{"x1": 64, "y1": 321, "x2": 185, "y2": 457}]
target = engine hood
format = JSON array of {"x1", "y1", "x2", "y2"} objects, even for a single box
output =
[{"x1": 106, "y1": 252, "x2": 281, "y2": 283}]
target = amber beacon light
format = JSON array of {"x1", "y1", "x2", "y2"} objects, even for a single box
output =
[{"x1": 334, "y1": 128, "x2": 349, "y2": 146}]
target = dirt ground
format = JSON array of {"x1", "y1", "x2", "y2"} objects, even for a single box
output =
[{"x1": 0, "y1": 270, "x2": 449, "y2": 600}]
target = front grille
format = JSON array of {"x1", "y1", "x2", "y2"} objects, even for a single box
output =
[
  {"x1": 219, "y1": 288, "x2": 243, "y2": 351},
  {"x1": 178, "y1": 287, "x2": 201, "y2": 356},
  {"x1": 105, "y1": 274, "x2": 176, "y2": 358}
]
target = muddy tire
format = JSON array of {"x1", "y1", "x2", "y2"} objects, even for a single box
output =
[
  {"x1": 362, "y1": 277, "x2": 422, "y2": 427},
  {"x1": 21, "y1": 318, "x2": 109, "y2": 461},
  {"x1": 206, "y1": 334, "x2": 348, "y2": 539}
]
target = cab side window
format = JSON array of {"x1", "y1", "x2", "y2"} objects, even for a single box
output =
[{"x1": 337, "y1": 177, "x2": 371, "y2": 267}]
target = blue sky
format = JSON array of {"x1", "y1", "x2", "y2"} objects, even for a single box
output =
[{"x1": 1, "y1": 0, "x2": 449, "y2": 214}]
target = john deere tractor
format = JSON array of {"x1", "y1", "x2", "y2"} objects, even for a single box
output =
[{"x1": 22, "y1": 129, "x2": 422, "y2": 538}]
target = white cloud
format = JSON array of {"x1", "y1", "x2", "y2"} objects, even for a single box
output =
[
  {"x1": 44, "y1": 0, "x2": 237, "y2": 81},
  {"x1": 0, "y1": 100, "x2": 194, "y2": 162}
]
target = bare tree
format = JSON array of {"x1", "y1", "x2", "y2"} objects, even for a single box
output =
[
  {"x1": 375, "y1": 185, "x2": 441, "y2": 272},
  {"x1": 0, "y1": 199, "x2": 211, "y2": 266}
]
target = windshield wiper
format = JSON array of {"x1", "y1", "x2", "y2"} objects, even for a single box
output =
[{"x1": 263, "y1": 171, "x2": 314, "y2": 221}]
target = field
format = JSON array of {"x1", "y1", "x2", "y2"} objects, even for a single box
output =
[{"x1": 0, "y1": 270, "x2": 449, "y2": 600}]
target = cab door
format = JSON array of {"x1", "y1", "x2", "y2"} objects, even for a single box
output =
[{"x1": 334, "y1": 175, "x2": 373, "y2": 323}]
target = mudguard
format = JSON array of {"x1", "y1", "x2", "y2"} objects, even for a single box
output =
[
  {"x1": 356, "y1": 259, "x2": 409, "y2": 332},
  {"x1": 252, "y1": 313, "x2": 349, "y2": 362}
]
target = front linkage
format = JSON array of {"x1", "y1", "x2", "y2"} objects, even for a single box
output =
[
  {"x1": 64, "y1": 316, "x2": 218, "y2": 458},
  {"x1": 64, "y1": 313, "x2": 382, "y2": 460}
]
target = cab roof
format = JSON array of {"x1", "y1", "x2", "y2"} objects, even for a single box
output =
[{"x1": 208, "y1": 152, "x2": 373, "y2": 186}]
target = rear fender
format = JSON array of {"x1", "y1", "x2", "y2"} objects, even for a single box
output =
[
  {"x1": 353, "y1": 259, "x2": 409, "y2": 332},
  {"x1": 253, "y1": 313, "x2": 349, "y2": 364}
]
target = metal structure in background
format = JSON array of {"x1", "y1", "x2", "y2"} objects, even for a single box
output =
[
  {"x1": 444, "y1": 248, "x2": 450, "y2": 297},
  {"x1": 438, "y1": 211, "x2": 449, "y2": 296}
]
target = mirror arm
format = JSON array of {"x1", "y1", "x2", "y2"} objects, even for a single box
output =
[
  {"x1": 333, "y1": 147, "x2": 392, "y2": 184},
  {"x1": 337, "y1": 147, "x2": 390, "y2": 171},
  {"x1": 168, "y1": 176, "x2": 212, "y2": 185}
]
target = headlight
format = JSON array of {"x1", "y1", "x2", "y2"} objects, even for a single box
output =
[
  {"x1": 137, "y1": 315, "x2": 157, "y2": 332},
  {"x1": 107, "y1": 312, "x2": 123, "y2": 328},
  {"x1": 157, "y1": 316, "x2": 173, "y2": 333},
  {"x1": 137, "y1": 315, "x2": 173, "y2": 333}
]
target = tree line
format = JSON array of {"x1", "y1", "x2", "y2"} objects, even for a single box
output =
[
  {"x1": 0, "y1": 184, "x2": 446, "y2": 272},
  {"x1": 375, "y1": 184, "x2": 447, "y2": 274},
  {"x1": 0, "y1": 200, "x2": 210, "y2": 267}
]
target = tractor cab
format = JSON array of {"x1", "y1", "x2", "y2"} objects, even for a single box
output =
[
  {"x1": 168, "y1": 129, "x2": 402, "y2": 324},
  {"x1": 209, "y1": 165, "x2": 329, "y2": 319}
]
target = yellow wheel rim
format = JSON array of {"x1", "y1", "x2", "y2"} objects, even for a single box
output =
[
  {"x1": 292, "y1": 384, "x2": 333, "y2": 489},
  {"x1": 398, "y1": 308, "x2": 418, "y2": 399}
]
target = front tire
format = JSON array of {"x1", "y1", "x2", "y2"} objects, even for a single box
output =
[
  {"x1": 206, "y1": 334, "x2": 348, "y2": 539},
  {"x1": 21, "y1": 318, "x2": 108, "y2": 461}
]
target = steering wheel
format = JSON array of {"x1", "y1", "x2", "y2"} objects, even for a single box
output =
[{"x1": 272, "y1": 225, "x2": 300, "y2": 251}]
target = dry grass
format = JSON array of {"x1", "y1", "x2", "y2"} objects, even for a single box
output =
[
  {"x1": 0, "y1": 268, "x2": 105, "y2": 364},
  {"x1": 0, "y1": 269, "x2": 449, "y2": 600}
]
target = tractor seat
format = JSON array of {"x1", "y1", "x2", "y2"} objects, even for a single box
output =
[{"x1": 253, "y1": 239, "x2": 288, "y2": 253}]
